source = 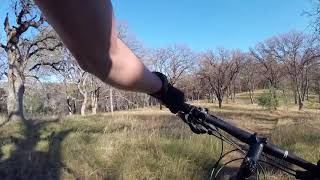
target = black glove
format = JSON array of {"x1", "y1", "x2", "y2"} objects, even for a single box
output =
[{"x1": 149, "y1": 72, "x2": 185, "y2": 114}]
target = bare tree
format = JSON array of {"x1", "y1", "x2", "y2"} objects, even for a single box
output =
[
  {"x1": 240, "y1": 54, "x2": 262, "y2": 104},
  {"x1": 275, "y1": 32, "x2": 320, "y2": 110},
  {"x1": 77, "y1": 72, "x2": 89, "y2": 116},
  {"x1": 199, "y1": 49, "x2": 242, "y2": 108},
  {"x1": 150, "y1": 45, "x2": 194, "y2": 109},
  {"x1": 109, "y1": 87, "x2": 114, "y2": 113},
  {"x1": 305, "y1": 0, "x2": 320, "y2": 35},
  {"x1": 151, "y1": 45, "x2": 194, "y2": 85},
  {"x1": 89, "y1": 76, "x2": 101, "y2": 114},
  {"x1": 60, "y1": 50, "x2": 89, "y2": 116},
  {"x1": 177, "y1": 72, "x2": 206, "y2": 101},
  {"x1": 0, "y1": 1, "x2": 61, "y2": 121},
  {"x1": 57, "y1": 49, "x2": 80, "y2": 115},
  {"x1": 117, "y1": 22, "x2": 146, "y2": 59},
  {"x1": 310, "y1": 62, "x2": 320, "y2": 103},
  {"x1": 250, "y1": 37, "x2": 285, "y2": 108},
  {"x1": 250, "y1": 38, "x2": 284, "y2": 90}
]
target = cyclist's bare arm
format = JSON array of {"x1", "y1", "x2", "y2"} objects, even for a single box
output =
[{"x1": 34, "y1": 0, "x2": 162, "y2": 94}]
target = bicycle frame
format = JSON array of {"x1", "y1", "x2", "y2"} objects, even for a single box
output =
[{"x1": 180, "y1": 103, "x2": 320, "y2": 179}]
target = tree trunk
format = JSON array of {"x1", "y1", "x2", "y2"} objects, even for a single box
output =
[
  {"x1": 319, "y1": 88, "x2": 320, "y2": 104},
  {"x1": 298, "y1": 88, "x2": 303, "y2": 111},
  {"x1": 232, "y1": 83, "x2": 236, "y2": 103},
  {"x1": 217, "y1": 95, "x2": 223, "y2": 108},
  {"x1": 306, "y1": 85, "x2": 309, "y2": 101},
  {"x1": 270, "y1": 87, "x2": 278, "y2": 110},
  {"x1": 305, "y1": 71, "x2": 309, "y2": 101},
  {"x1": 318, "y1": 81, "x2": 320, "y2": 103},
  {"x1": 66, "y1": 97, "x2": 73, "y2": 115},
  {"x1": 7, "y1": 51, "x2": 25, "y2": 121},
  {"x1": 81, "y1": 92, "x2": 87, "y2": 116},
  {"x1": 91, "y1": 88, "x2": 99, "y2": 115},
  {"x1": 146, "y1": 94, "x2": 150, "y2": 107},
  {"x1": 91, "y1": 98, "x2": 97, "y2": 115},
  {"x1": 251, "y1": 83, "x2": 255, "y2": 104},
  {"x1": 109, "y1": 88, "x2": 114, "y2": 113},
  {"x1": 249, "y1": 90, "x2": 254, "y2": 104},
  {"x1": 272, "y1": 88, "x2": 277, "y2": 99},
  {"x1": 298, "y1": 96, "x2": 303, "y2": 110},
  {"x1": 296, "y1": 82, "x2": 303, "y2": 110},
  {"x1": 114, "y1": 98, "x2": 118, "y2": 111},
  {"x1": 211, "y1": 92, "x2": 215, "y2": 103},
  {"x1": 218, "y1": 99, "x2": 222, "y2": 108},
  {"x1": 294, "y1": 90, "x2": 297, "y2": 104},
  {"x1": 226, "y1": 87, "x2": 229, "y2": 104},
  {"x1": 73, "y1": 100, "x2": 77, "y2": 114},
  {"x1": 78, "y1": 73, "x2": 88, "y2": 116}
]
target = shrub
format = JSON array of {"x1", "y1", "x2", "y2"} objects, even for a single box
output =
[{"x1": 257, "y1": 89, "x2": 279, "y2": 110}]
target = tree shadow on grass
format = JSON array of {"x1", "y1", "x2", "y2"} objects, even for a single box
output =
[{"x1": 0, "y1": 117, "x2": 78, "y2": 180}]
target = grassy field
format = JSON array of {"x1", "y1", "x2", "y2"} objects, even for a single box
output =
[{"x1": 0, "y1": 92, "x2": 320, "y2": 180}]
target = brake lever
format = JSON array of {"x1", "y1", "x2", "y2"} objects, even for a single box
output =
[{"x1": 178, "y1": 107, "x2": 209, "y2": 134}]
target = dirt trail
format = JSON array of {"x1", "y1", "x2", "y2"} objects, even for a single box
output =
[{"x1": 227, "y1": 118, "x2": 279, "y2": 138}]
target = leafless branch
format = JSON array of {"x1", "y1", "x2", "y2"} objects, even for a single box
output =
[
  {"x1": 29, "y1": 61, "x2": 63, "y2": 72},
  {"x1": 0, "y1": 43, "x2": 7, "y2": 51},
  {"x1": 25, "y1": 75, "x2": 45, "y2": 88},
  {"x1": 16, "y1": 14, "x2": 45, "y2": 37},
  {"x1": 28, "y1": 41, "x2": 62, "y2": 59},
  {"x1": 4, "y1": 14, "x2": 10, "y2": 34},
  {"x1": 25, "y1": 74, "x2": 39, "y2": 80},
  {"x1": 28, "y1": 14, "x2": 45, "y2": 28},
  {"x1": 16, "y1": 2, "x2": 28, "y2": 25}
]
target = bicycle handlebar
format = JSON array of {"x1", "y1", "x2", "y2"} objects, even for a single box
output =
[{"x1": 180, "y1": 103, "x2": 320, "y2": 179}]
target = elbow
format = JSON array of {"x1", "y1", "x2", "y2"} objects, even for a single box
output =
[{"x1": 77, "y1": 55, "x2": 112, "y2": 81}]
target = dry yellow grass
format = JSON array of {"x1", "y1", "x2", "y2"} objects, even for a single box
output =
[{"x1": 0, "y1": 93, "x2": 320, "y2": 180}]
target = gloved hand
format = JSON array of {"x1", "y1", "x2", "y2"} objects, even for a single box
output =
[{"x1": 149, "y1": 72, "x2": 185, "y2": 114}]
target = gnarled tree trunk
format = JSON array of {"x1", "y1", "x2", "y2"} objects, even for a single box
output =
[
  {"x1": 91, "y1": 87, "x2": 100, "y2": 114},
  {"x1": 78, "y1": 73, "x2": 88, "y2": 116},
  {"x1": 7, "y1": 51, "x2": 25, "y2": 121},
  {"x1": 2, "y1": 4, "x2": 60, "y2": 121},
  {"x1": 66, "y1": 96, "x2": 75, "y2": 115},
  {"x1": 297, "y1": 86, "x2": 304, "y2": 110}
]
